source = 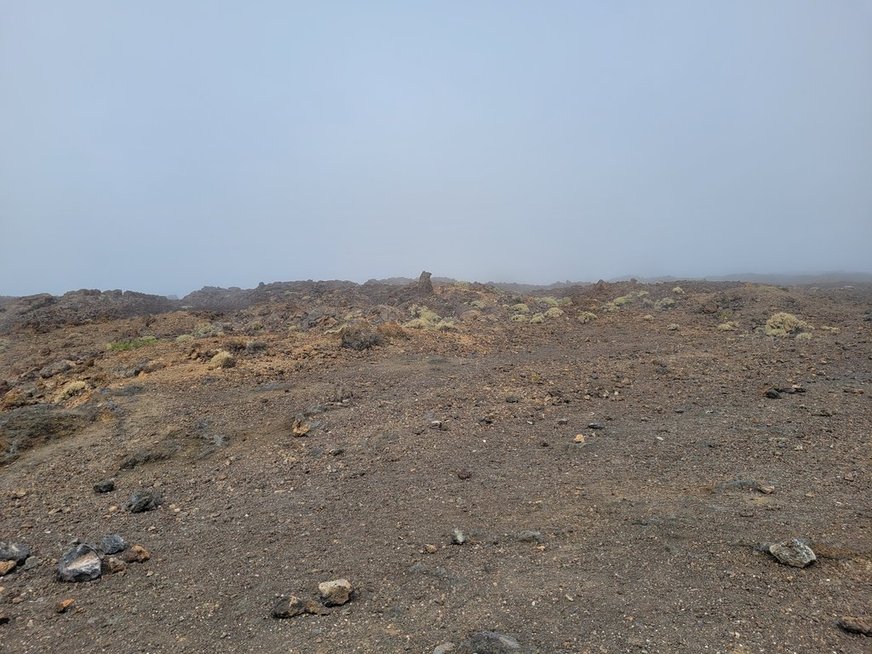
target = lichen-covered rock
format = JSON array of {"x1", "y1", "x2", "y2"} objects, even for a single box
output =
[
  {"x1": 768, "y1": 539, "x2": 816, "y2": 568},
  {"x1": 121, "y1": 544, "x2": 151, "y2": 563},
  {"x1": 53, "y1": 380, "x2": 87, "y2": 403},
  {"x1": 318, "y1": 578, "x2": 352, "y2": 606},
  {"x1": 103, "y1": 557, "x2": 128, "y2": 574}
]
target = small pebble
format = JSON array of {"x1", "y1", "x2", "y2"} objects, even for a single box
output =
[{"x1": 55, "y1": 599, "x2": 75, "y2": 614}]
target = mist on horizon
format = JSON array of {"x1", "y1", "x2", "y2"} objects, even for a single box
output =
[{"x1": 1, "y1": 2, "x2": 871, "y2": 298}]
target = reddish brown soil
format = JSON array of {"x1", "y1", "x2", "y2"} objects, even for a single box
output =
[{"x1": 0, "y1": 281, "x2": 869, "y2": 653}]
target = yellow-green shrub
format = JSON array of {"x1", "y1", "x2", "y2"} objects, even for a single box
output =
[{"x1": 764, "y1": 312, "x2": 812, "y2": 337}]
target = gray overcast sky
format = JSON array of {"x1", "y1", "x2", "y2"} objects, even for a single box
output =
[{"x1": 1, "y1": 1, "x2": 871, "y2": 296}]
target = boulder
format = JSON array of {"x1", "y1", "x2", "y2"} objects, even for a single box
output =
[
  {"x1": 57, "y1": 544, "x2": 102, "y2": 582},
  {"x1": 768, "y1": 539, "x2": 816, "y2": 568},
  {"x1": 0, "y1": 542, "x2": 30, "y2": 564}
]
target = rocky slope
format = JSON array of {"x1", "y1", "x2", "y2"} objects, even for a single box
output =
[{"x1": 0, "y1": 277, "x2": 869, "y2": 653}]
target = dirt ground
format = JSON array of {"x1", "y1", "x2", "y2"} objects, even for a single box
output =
[{"x1": 0, "y1": 280, "x2": 869, "y2": 653}]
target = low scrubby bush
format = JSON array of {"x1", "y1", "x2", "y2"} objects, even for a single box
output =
[
  {"x1": 54, "y1": 380, "x2": 87, "y2": 402},
  {"x1": 208, "y1": 350, "x2": 236, "y2": 368},
  {"x1": 377, "y1": 322, "x2": 408, "y2": 339},
  {"x1": 764, "y1": 312, "x2": 812, "y2": 337},
  {"x1": 108, "y1": 336, "x2": 157, "y2": 351},
  {"x1": 341, "y1": 324, "x2": 384, "y2": 350}
]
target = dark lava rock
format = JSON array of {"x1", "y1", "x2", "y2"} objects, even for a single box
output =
[
  {"x1": 98, "y1": 534, "x2": 128, "y2": 555},
  {"x1": 837, "y1": 616, "x2": 872, "y2": 636},
  {"x1": 21, "y1": 556, "x2": 39, "y2": 571},
  {"x1": 126, "y1": 490, "x2": 161, "y2": 513},
  {"x1": 115, "y1": 361, "x2": 151, "y2": 379},
  {"x1": 456, "y1": 631, "x2": 523, "y2": 653},
  {"x1": 0, "y1": 542, "x2": 31, "y2": 564},
  {"x1": 768, "y1": 538, "x2": 816, "y2": 568},
  {"x1": 271, "y1": 595, "x2": 307, "y2": 619},
  {"x1": 418, "y1": 270, "x2": 434, "y2": 294},
  {"x1": 513, "y1": 530, "x2": 543, "y2": 544},
  {"x1": 0, "y1": 404, "x2": 97, "y2": 464},
  {"x1": 57, "y1": 544, "x2": 102, "y2": 582},
  {"x1": 0, "y1": 289, "x2": 175, "y2": 333},
  {"x1": 39, "y1": 360, "x2": 72, "y2": 379},
  {"x1": 588, "y1": 422, "x2": 605, "y2": 430},
  {"x1": 120, "y1": 442, "x2": 179, "y2": 469},
  {"x1": 93, "y1": 479, "x2": 115, "y2": 494}
]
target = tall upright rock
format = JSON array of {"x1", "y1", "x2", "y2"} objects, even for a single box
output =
[{"x1": 418, "y1": 271, "x2": 433, "y2": 294}]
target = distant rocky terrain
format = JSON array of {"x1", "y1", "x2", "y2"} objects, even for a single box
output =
[{"x1": 0, "y1": 275, "x2": 869, "y2": 653}]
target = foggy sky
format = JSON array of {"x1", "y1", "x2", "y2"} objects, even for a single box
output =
[{"x1": 1, "y1": 1, "x2": 871, "y2": 297}]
